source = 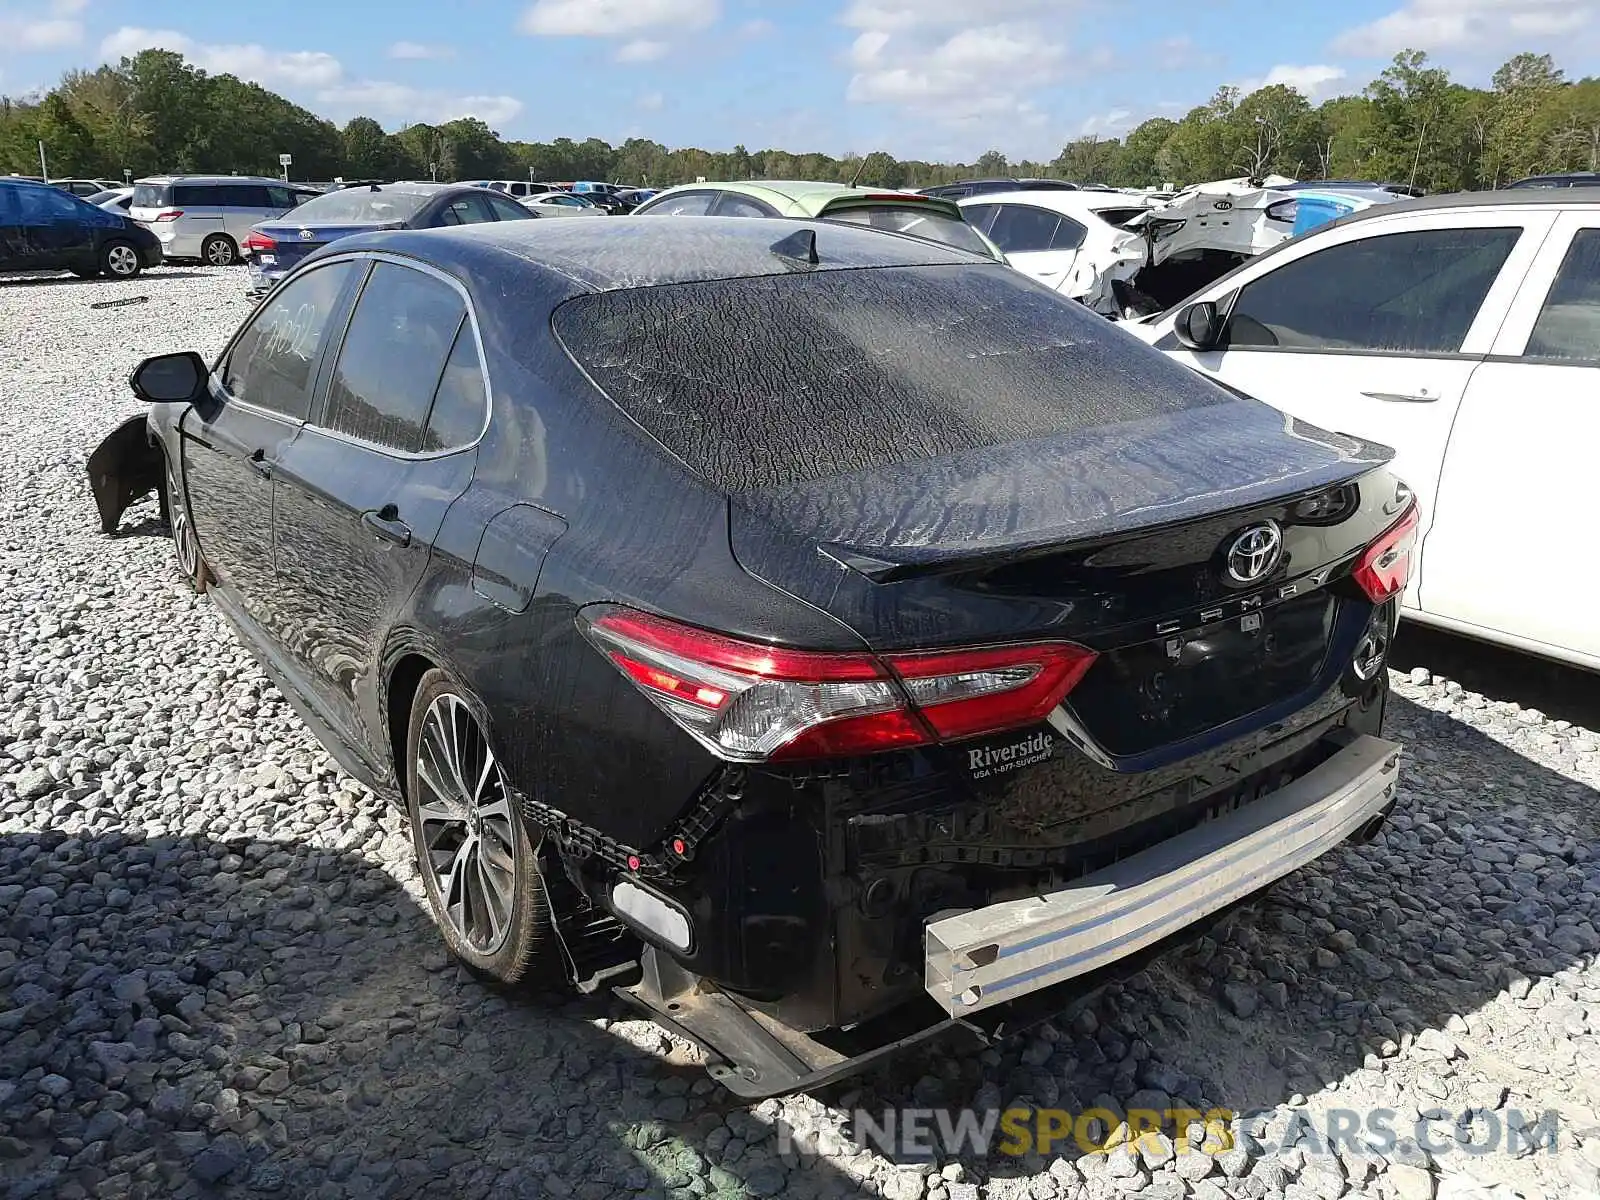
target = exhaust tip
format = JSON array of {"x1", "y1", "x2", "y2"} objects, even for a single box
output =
[{"x1": 1349, "y1": 811, "x2": 1389, "y2": 844}]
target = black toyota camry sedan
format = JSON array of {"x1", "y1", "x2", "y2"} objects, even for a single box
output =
[{"x1": 89, "y1": 217, "x2": 1412, "y2": 1097}]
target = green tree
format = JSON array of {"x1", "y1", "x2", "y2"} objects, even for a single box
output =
[
  {"x1": 1113, "y1": 118, "x2": 1177, "y2": 186},
  {"x1": 974, "y1": 148, "x2": 1008, "y2": 175}
]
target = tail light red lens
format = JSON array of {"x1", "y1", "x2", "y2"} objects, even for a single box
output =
[
  {"x1": 581, "y1": 607, "x2": 1097, "y2": 762},
  {"x1": 153, "y1": 210, "x2": 183, "y2": 222},
  {"x1": 1352, "y1": 500, "x2": 1419, "y2": 604},
  {"x1": 242, "y1": 232, "x2": 277, "y2": 253}
]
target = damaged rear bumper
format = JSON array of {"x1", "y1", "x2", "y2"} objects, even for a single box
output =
[{"x1": 925, "y1": 733, "x2": 1400, "y2": 1014}]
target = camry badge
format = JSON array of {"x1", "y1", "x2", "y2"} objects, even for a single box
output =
[{"x1": 1225, "y1": 521, "x2": 1284, "y2": 584}]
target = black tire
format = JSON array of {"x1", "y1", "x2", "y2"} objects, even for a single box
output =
[
  {"x1": 201, "y1": 234, "x2": 238, "y2": 267},
  {"x1": 165, "y1": 457, "x2": 210, "y2": 593},
  {"x1": 405, "y1": 669, "x2": 558, "y2": 985},
  {"x1": 100, "y1": 240, "x2": 142, "y2": 279}
]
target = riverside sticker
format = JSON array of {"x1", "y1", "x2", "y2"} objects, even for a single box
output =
[{"x1": 968, "y1": 730, "x2": 1054, "y2": 779}]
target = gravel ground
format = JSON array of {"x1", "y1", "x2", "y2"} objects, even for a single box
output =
[{"x1": 2, "y1": 266, "x2": 1599, "y2": 1200}]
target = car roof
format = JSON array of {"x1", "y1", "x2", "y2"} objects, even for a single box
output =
[
  {"x1": 323, "y1": 215, "x2": 985, "y2": 299},
  {"x1": 651, "y1": 179, "x2": 938, "y2": 209},
  {"x1": 133, "y1": 175, "x2": 288, "y2": 185}
]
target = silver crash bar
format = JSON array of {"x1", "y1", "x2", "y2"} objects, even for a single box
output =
[{"x1": 925, "y1": 734, "x2": 1401, "y2": 1016}]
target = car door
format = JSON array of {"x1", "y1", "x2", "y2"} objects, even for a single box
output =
[
  {"x1": 0, "y1": 184, "x2": 32, "y2": 269},
  {"x1": 174, "y1": 183, "x2": 226, "y2": 248},
  {"x1": 1419, "y1": 209, "x2": 1600, "y2": 666},
  {"x1": 1151, "y1": 209, "x2": 1555, "y2": 611},
  {"x1": 16, "y1": 185, "x2": 97, "y2": 269},
  {"x1": 269, "y1": 258, "x2": 484, "y2": 744},
  {"x1": 970, "y1": 202, "x2": 1085, "y2": 290},
  {"x1": 186, "y1": 260, "x2": 360, "y2": 631}
]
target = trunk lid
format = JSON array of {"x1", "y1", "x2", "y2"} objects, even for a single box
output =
[{"x1": 252, "y1": 221, "x2": 398, "y2": 271}]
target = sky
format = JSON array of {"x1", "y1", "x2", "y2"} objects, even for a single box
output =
[{"x1": 2, "y1": 0, "x2": 1599, "y2": 162}]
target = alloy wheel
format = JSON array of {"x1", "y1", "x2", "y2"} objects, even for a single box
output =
[
  {"x1": 415, "y1": 693, "x2": 519, "y2": 954},
  {"x1": 106, "y1": 244, "x2": 139, "y2": 277},
  {"x1": 168, "y1": 466, "x2": 200, "y2": 580},
  {"x1": 205, "y1": 238, "x2": 236, "y2": 266}
]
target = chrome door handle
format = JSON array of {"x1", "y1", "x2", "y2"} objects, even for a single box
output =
[{"x1": 1360, "y1": 390, "x2": 1437, "y2": 403}]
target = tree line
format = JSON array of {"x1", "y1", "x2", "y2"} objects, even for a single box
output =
[{"x1": 2, "y1": 48, "x2": 1596, "y2": 192}]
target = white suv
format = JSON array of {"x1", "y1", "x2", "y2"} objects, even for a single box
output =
[
  {"x1": 1125, "y1": 191, "x2": 1600, "y2": 670},
  {"x1": 129, "y1": 176, "x2": 321, "y2": 266}
]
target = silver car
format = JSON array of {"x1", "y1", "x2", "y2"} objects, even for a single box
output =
[{"x1": 128, "y1": 175, "x2": 321, "y2": 266}]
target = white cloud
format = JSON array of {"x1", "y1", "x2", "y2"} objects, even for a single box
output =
[
  {"x1": 49, "y1": 0, "x2": 86, "y2": 12},
  {"x1": 317, "y1": 81, "x2": 523, "y2": 126},
  {"x1": 520, "y1": 0, "x2": 718, "y2": 37},
  {"x1": 1078, "y1": 108, "x2": 1132, "y2": 137},
  {"x1": 388, "y1": 41, "x2": 455, "y2": 60},
  {"x1": 615, "y1": 38, "x2": 669, "y2": 62},
  {"x1": 99, "y1": 27, "x2": 343, "y2": 88},
  {"x1": 0, "y1": 11, "x2": 82, "y2": 50},
  {"x1": 636, "y1": 90, "x2": 664, "y2": 111},
  {"x1": 1237, "y1": 63, "x2": 1349, "y2": 101},
  {"x1": 841, "y1": 0, "x2": 1073, "y2": 132},
  {"x1": 1334, "y1": 0, "x2": 1598, "y2": 56}
]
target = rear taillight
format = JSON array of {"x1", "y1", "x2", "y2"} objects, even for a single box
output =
[
  {"x1": 1352, "y1": 500, "x2": 1419, "y2": 603},
  {"x1": 153, "y1": 210, "x2": 183, "y2": 222},
  {"x1": 581, "y1": 607, "x2": 1096, "y2": 762},
  {"x1": 242, "y1": 232, "x2": 276, "y2": 253}
]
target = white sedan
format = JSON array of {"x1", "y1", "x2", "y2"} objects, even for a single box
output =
[
  {"x1": 1124, "y1": 190, "x2": 1600, "y2": 671},
  {"x1": 520, "y1": 191, "x2": 607, "y2": 217},
  {"x1": 959, "y1": 191, "x2": 1154, "y2": 315}
]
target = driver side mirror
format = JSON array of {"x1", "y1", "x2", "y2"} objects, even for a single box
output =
[
  {"x1": 129, "y1": 352, "x2": 207, "y2": 403},
  {"x1": 1173, "y1": 301, "x2": 1225, "y2": 352}
]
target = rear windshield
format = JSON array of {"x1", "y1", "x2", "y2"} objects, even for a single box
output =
[
  {"x1": 288, "y1": 188, "x2": 433, "y2": 223},
  {"x1": 1093, "y1": 207, "x2": 1149, "y2": 228},
  {"x1": 555, "y1": 265, "x2": 1230, "y2": 493},
  {"x1": 820, "y1": 203, "x2": 994, "y2": 258},
  {"x1": 132, "y1": 184, "x2": 169, "y2": 208}
]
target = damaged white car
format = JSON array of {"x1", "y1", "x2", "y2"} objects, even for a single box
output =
[
  {"x1": 958, "y1": 190, "x2": 1157, "y2": 316},
  {"x1": 970, "y1": 176, "x2": 1403, "y2": 319}
]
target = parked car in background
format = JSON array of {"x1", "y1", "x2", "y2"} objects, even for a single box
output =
[
  {"x1": 467, "y1": 180, "x2": 546, "y2": 200},
  {"x1": 86, "y1": 187, "x2": 135, "y2": 214},
  {"x1": 89, "y1": 215, "x2": 1409, "y2": 1097},
  {"x1": 918, "y1": 177, "x2": 1080, "y2": 200},
  {"x1": 0, "y1": 178, "x2": 161, "y2": 279},
  {"x1": 960, "y1": 190, "x2": 1154, "y2": 314},
  {"x1": 52, "y1": 178, "x2": 120, "y2": 198},
  {"x1": 129, "y1": 176, "x2": 322, "y2": 266},
  {"x1": 1126, "y1": 190, "x2": 1600, "y2": 670},
  {"x1": 521, "y1": 191, "x2": 607, "y2": 217},
  {"x1": 633, "y1": 180, "x2": 1004, "y2": 260},
  {"x1": 612, "y1": 188, "x2": 657, "y2": 210},
  {"x1": 241, "y1": 182, "x2": 535, "y2": 297},
  {"x1": 1504, "y1": 172, "x2": 1600, "y2": 189}
]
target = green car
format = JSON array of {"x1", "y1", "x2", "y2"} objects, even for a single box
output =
[{"x1": 632, "y1": 180, "x2": 1005, "y2": 261}]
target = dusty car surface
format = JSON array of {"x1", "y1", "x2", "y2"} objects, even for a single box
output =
[{"x1": 89, "y1": 216, "x2": 1413, "y2": 1097}]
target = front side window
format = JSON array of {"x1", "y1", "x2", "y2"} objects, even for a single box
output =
[
  {"x1": 1525, "y1": 228, "x2": 1600, "y2": 362},
  {"x1": 222, "y1": 262, "x2": 356, "y2": 421},
  {"x1": 18, "y1": 186, "x2": 88, "y2": 222},
  {"x1": 323, "y1": 263, "x2": 466, "y2": 452},
  {"x1": 265, "y1": 185, "x2": 298, "y2": 209},
  {"x1": 220, "y1": 185, "x2": 270, "y2": 207},
  {"x1": 985, "y1": 204, "x2": 1063, "y2": 254},
  {"x1": 1224, "y1": 227, "x2": 1521, "y2": 353}
]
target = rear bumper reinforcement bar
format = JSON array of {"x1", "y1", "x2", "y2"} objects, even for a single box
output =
[{"x1": 925, "y1": 733, "x2": 1401, "y2": 1016}]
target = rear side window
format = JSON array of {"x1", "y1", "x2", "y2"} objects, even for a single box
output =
[
  {"x1": 132, "y1": 184, "x2": 170, "y2": 208},
  {"x1": 554, "y1": 265, "x2": 1231, "y2": 493},
  {"x1": 638, "y1": 190, "x2": 717, "y2": 216},
  {"x1": 223, "y1": 262, "x2": 356, "y2": 421},
  {"x1": 219, "y1": 184, "x2": 270, "y2": 207},
  {"x1": 323, "y1": 263, "x2": 466, "y2": 452},
  {"x1": 986, "y1": 204, "x2": 1065, "y2": 254},
  {"x1": 1525, "y1": 228, "x2": 1600, "y2": 362},
  {"x1": 421, "y1": 321, "x2": 489, "y2": 451},
  {"x1": 713, "y1": 192, "x2": 777, "y2": 218},
  {"x1": 484, "y1": 193, "x2": 533, "y2": 221},
  {"x1": 1224, "y1": 227, "x2": 1521, "y2": 353},
  {"x1": 439, "y1": 194, "x2": 496, "y2": 225},
  {"x1": 172, "y1": 184, "x2": 219, "y2": 206}
]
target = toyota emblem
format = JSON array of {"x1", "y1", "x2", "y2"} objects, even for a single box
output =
[{"x1": 1224, "y1": 521, "x2": 1283, "y2": 584}]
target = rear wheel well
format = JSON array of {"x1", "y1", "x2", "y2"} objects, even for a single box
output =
[{"x1": 386, "y1": 653, "x2": 437, "y2": 802}]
